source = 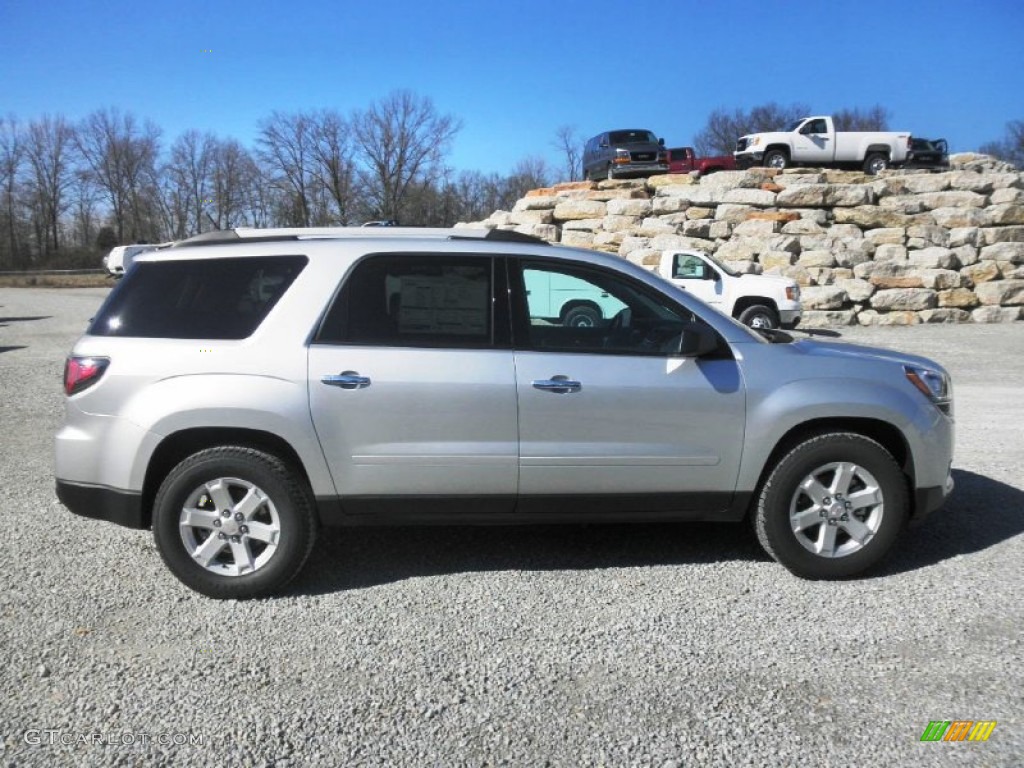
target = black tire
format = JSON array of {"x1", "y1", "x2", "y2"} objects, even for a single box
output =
[
  {"x1": 763, "y1": 149, "x2": 788, "y2": 169},
  {"x1": 754, "y1": 433, "x2": 908, "y2": 579},
  {"x1": 864, "y1": 152, "x2": 889, "y2": 175},
  {"x1": 563, "y1": 304, "x2": 602, "y2": 328},
  {"x1": 737, "y1": 304, "x2": 779, "y2": 330},
  {"x1": 152, "y1": 446, "x2": 317, "y2": 599}
]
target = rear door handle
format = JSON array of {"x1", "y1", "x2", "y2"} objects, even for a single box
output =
[
  {"x1": 322, "y1": 371, "x2": 371, "y2": 390},
  {"x1": 532, "y1": 375, "x2": 581, "y2": 394}
]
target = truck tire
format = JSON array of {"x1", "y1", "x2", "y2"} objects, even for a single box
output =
[
  {"x1": 753, "y1": 432, "x2": 908, "y2": 579},
  {"x1": 737, "y1": 304, "x2": 779, "y2": 330},
  {"x1": 764, "y1": 149, "x2": 788, "y2": 169},
  {"x1": 863, "y1": 153, "x2": 889, "y2": 175},
  {"x1": 563, "y1": 304, "x2": 602, "y2": 328}
]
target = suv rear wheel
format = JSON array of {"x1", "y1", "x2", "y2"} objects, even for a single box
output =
[
  {"x1": 152, "y1": 446, "x2": 317, "y2": 599},
  {"x1": 754, "y1": 433, "x2": 908, "y2": 579}
]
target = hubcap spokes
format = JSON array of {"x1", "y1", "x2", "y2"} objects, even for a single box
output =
[
  {"x1": 179, "y1": 477, "x2": 281, "y2": 576},
  {"x1": 789, "y1": 461, "x2": 884, "y2": 558}
]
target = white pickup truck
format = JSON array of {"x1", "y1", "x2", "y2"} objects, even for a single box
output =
[
  {"x1": 658, "y1": 250, "x2": 802, "y2": 330},
  {"x1": 525, "y1": 250, "x2": 801, "y2": 330},
  {"x1": 734, "y1": 115, "x2": 912, "y2": 175}
]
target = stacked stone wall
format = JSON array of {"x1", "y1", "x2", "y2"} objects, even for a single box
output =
[{"x1": 458, "y1": 154, "x2": 1023, "y2": 325}]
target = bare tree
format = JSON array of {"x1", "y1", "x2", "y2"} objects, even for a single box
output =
[
  {"x1": 552, "y1": 125, "x2": 582, "y2": 182},
  {"x1": 351, "y1": 90, "x2": 461, "y2": 222},
  {"x1": 833, "y1": 106, "x2": 890, "y2": 131},
  {"x1": 24, "y1": 115, "x2": 76, "y2": 254},
  {"x1": 310, "y1": 110, "x2": 356, "y2": 225},
  {"x1": 980, "y1": 119, "x2": 1024, "y2": 168},
  {"x1": 257, "y1": 111, "x2": 319, "y2": 227},
  {"x1": 0, "y1": 115, "x2": 27, "y2": 267},
  {"x1": 209, "y1": 138, "x2": 256, "y2": 229},
  {"x1": 505, "y1": 156, "x2": 551, "y2": 201},
  {"x1": 165, "y1": 130, "x2": 216, "y2": 238},
  {"x1": 75, "y1": 108, "x2": 162, "y2": 243},
  {"x1": 694, "y1": 102, "x2": 811, "y2": 155}
]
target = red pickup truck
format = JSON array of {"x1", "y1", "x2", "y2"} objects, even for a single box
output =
[{"x1": 667, "y1": 147, "x2": 736, "y2": 175}]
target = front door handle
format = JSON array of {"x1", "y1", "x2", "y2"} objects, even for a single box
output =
[
  {"x1": 322, "y1": 371, "x2": 371, "y2": 390},
  {"x1": 532, "y1": 375, "x2": 582, "y2": 394}
]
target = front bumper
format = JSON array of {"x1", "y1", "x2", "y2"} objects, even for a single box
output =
[
  {"x1": 780, "y1": 309, "x2": 801, "y2": 328},
  {"x1": 911, "y1": 469, "x2": 955, "y2": 526},
  {"x1": 611, "y1": 163, "x2": 669, "y2": 179},
  {"x1": 56, "y1": 480, "x2": 146, "y2": 529},
  {"x1": 734, "y1": 152, "x2": 762, "y2": 170}
]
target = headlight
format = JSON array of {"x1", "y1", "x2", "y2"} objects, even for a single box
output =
[
  {"x1": 905, "y1": 365, "x2": 952, "y2": 416},
  {"x1": 750, "y1": 137, "x2": 761, "y2": 147}
]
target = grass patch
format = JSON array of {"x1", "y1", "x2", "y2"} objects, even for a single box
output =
[{"x1": 0, "y1": 274, "x2": 113, "y2": 288}]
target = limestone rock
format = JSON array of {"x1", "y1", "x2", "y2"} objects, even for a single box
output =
[
  {"x1": 510, "y1": 209, "x2": 554, "y2": 225},
  {"x1": 930, "y1": 207, "x2": 992, "y2": 228},
  {"x1": 918, "y1": 191, "x2": 987, "y2": 210},
  {"x1": 833, "y1": 206, "x2": 913, "y2": 229},
  {"x1": 650, "y1": 233, "x2": 714, "y2": 252},
  {"x1": 801, "y1": 310, "x2": 857, "y2": 326},
  {"x1": 839, "y1": 278, "x2": 876, "y2": 302},
  {"x1": 960, "y1": 261, "x2": 1001, "y2": 284},
  {"x1": 988, "y1": 204, "x2": 1024, "y2": 226},
  {"x1": 797, "y1": 250, "x2": 836, "y2": 267},
  {"x1": 980, "y1": 242, "x2": 1024, "y2": 264},
  {"x1": 873, "y1": 244, "x2": 908, "y2": 262},
  {"x1": 515, "y1": 223, "x2": 559, "y2": 242},
  {"x1": 781, "y1": 218, "x2": 824, "y2": 235},
  {"x1": 801, "y1": 286, "x2": 848, "y2": 309},
  {"x1": 648, "y1": 173, "x2": 694, "y2": 189},
  {"x1": 721, "y1": 188, "x2": 778, "y2": 206},
  {"x1": 603, "y1": 214, "x2": 642, "y2": 233},
  {"x1": 686, "y1": 207, "x2": 715, "y2": 220},
  {"x1": 856, "y1": 261, "x2": 924, "y2": 288},
  {"x1": 983, "y1": 225, "x2": 1024, "y2": 245},
  {"x1": 975, "y1": 279, "x2": 1024, "y2": 305},
  {"x1": 908, "y1": 247, "x2": 958, "y2": 269},
  {"x1": 937, "y1": 288, "x2": 979, "y2": 308},
  {"x1": 760, "y1": 251, "x2": 797, "y2": 269},
  {"x1": 606, "y1": 197, "x2": 653, "y2": 217},
  {"x1": 864, "y1": 228, "x2": 905, "y2": 245},
  {"x1": 553, "y1": 200, "x2": 606, "y2": 220},
  {"x1": 972, "y1": 306, "x2": 1022, "y2": 322},
  {"x1": 949, "y1": 227, "x2": 983, "y2": 248},
  {"x1": 560, "y1": 230, "x2": 596, "y2": 248},
  {"x1": 918, "y1": 269, "x2": 961, "y2": 290},
  {"x1": 714, "y1": 204, "x2": 757, "y2": 223},
  {"x1": 562, "y1": 218, "x2": 605, "y2": 231},
  {"x1": 919, "y1": 308, "x2": 971, "y2": 323}
]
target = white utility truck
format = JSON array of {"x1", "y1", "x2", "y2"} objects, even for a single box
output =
[
  {"x1": 734, "y1": 115, "x2": 912, "y2": 175},
  {"x1": 658, "y1": 250, "x2": 802, "y2": 330}
]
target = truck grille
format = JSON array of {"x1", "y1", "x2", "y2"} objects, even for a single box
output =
[
  {"x1": 630, "y1": 151, "x2": 656, "y2": 162},
  {"x1": 735, "y1": 138, "x2": 748, "y2": 152}
]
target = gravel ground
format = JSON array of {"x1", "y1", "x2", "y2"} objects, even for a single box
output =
[{"x1": 1, "y1": 287, "x2": 1021, "y2": 767}]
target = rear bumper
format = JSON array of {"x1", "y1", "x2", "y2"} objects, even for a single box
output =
[{"x1": 56, "y1": 480, "x2": 146, "y2": 529}]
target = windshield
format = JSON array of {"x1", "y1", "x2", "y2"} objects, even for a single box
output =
[
  {"x1": 703, "y1": 251, "x2": 741, "y2": 278},
  {"x1": 785, "y1": 119, "x2": 803, "y2": 132},
  {"x1": 609, "y1": 130, "x2": 657, "y2": 145}
]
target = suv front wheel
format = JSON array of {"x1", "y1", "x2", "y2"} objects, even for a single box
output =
[
  {"x1": 754, "y1": 433, "x2": 908, "y2": 579},
  {"x1": 152, "y1": 446, "x2": 317, "y2": 599}
]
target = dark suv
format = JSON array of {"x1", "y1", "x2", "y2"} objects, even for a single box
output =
[{"x1": 583, "y1": 129, "x2": 669, "y2": 181}]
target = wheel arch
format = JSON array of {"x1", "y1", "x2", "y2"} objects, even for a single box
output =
[
  {"x1": 559, "y1": 298, "x2": 602, "y2": 320},
  {"x1": 747, "y1": 417, "x2": 914, "y2": 519},
  {"x1": 141, "y1": 427, "x2": 312, "y2": 529},
  {"x1": 732, "y1": 295, "x2": 778, "y2": 318}
]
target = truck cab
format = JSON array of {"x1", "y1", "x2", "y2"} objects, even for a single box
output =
[{"x1": 659, "y1": 250, "x2": 801, "y2": 330}]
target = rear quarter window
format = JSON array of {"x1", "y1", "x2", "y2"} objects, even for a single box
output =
[{"x1": 88, "y1": 255, "x2": 307, "y2": 339}]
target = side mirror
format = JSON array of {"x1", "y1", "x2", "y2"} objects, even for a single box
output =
[
  {"x1": 677, "y1": 325, "x2": 718, "y2": 357},
  {"x1": 659, "y1": 137, "x2": 665, "y2": 146},
  {"x1": 702, "y1": 264, "x2": 718, "y2": 281}
]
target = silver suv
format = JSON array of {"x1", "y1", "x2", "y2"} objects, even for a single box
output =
[{"x1": 55, "y1": 227, "x2": 955, "y2": 598}]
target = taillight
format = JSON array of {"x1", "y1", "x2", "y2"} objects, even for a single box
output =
[{"x1": 64, "y1": 356, "x2": 110, "y2": 396}]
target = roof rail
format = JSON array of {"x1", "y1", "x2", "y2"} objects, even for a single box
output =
[{"x1": 170, "y1": 226, "x2": 550, "y2": 248}]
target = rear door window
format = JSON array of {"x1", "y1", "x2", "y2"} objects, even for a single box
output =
[{"x1": 89, "y1": 255, "x2": 306, "y2": 339}]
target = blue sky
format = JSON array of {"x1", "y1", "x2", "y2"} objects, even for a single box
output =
[{"x1": 2, "y1": 0, "x2": 1022, "y2": 176}]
